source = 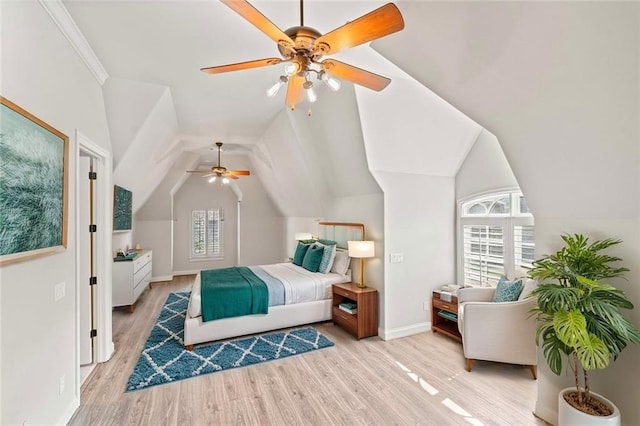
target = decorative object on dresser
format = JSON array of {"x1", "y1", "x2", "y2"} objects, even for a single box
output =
[
  {"x1": 127, "y1": 292, "x2": 335, "y2": 392},
  {"x1": 113, "y1": 249, "x2": 152, "y2": 313},
  {"x1": 431, "y1": 291, "x2": 461, "y2": 342},
  {"x1": 347, "y1": 240, "x2": 375, "y2": 288},
  {"x1": 332, "y1": 283, "x2": 378, "y2": 339},
  {"x1": 0, "y1": 96, "x2": 69, "y2": 266}
]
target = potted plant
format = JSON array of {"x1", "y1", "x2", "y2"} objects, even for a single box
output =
[{"x1": 528, "y1": 234, "x2": 640, "y2": 425}]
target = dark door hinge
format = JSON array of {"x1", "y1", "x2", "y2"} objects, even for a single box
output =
[
  {"x1": 90, "y1": 329, "x2": 97, "y2": 338},
  {"x1": 89, "y1": 224, "x2": 97, "y2": 233},
  {"x1": 88, "y1": 171, "x2": 97, "y2": 180},
  {"x1": 89, "y1": 276, "x2": 97, "y2": 286}
]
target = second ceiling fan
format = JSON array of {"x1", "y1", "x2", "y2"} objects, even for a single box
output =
[
  {"x1": 186, "y1": 142, "x2": 250, "y2": 182},
  {"x1": 201, "y1": 0, "x2": 405, "y2": 109}
]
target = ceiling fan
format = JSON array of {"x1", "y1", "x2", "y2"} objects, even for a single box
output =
[
  {"x1": 201, "y1": 0, "x2": 405, "y2": 109},
  {"x1": 186, "y1": 142, "x2": 251, "y2": 182}
]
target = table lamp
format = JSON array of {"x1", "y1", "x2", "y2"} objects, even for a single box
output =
[{"x1": 348, "y1": 240, "x2": 375, "y2": 288}]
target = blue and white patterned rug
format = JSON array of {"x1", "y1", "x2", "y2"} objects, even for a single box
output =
[{"x1": 126, "y1": 291, "x2": 335, "y2": 391}]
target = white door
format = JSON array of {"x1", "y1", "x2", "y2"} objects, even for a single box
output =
[{"x1": 79, "y1": 156, "x2": 94, "y2": 365}]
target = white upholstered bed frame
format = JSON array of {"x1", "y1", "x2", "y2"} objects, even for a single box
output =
[{"x1": 183, "y1": 222, "x2": 365, "y2": 349}]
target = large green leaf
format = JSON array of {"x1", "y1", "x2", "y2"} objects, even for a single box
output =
[
  {"x1": 538, "y1": 324, "x2": 570, "y2": 375},
  {"x1": 575, "y1": 334, "x2": 610, "y2": 370},
  {"x1": 554, "y1": 309, "x2": 589, "y2": 347},
  {"x1": 532, "y1": 285, "x2": 581, "y2": 314}
]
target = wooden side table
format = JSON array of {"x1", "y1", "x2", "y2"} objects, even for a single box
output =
[
  {"x1": 431, "y1": 291, "x2": 462, "y2": 342},
  {"x1": 332, "y1": 283, "x2": 378, "y2": 339}
]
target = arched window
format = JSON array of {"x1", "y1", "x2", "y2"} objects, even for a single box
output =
[{"x1": 458, "y1": 192, "x2": 534, "y2": 287}]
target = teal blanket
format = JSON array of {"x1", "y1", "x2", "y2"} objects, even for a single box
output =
[{"x1": 200, "y1": 267, "x2": 269, "y2": 322}]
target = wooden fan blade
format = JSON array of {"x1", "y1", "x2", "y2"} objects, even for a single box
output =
[
  {"x1": 285, "y1": 74, "x2": 305, "y2": 109},
  {"x1": 220, "y1": 0, "x2": 295, "y2": 49},
  {"x1": 186, "y1": 170, "x2": 209, "y2": 173},
  {"x1": 227, "y1": 170, "x2": 251, "y2": 176},
  {"x1": 201, "y1": 58, "x2": 282, "y2": 74},
  {"x1": 226, "y1": 174, "x2": 239, "y2": 180},
  {"x1": 322, "y1": 59, "x2": 391, "y2": 91},
  {"x1": 313, "y1": 3, "x2": 404, "y2": 56}
]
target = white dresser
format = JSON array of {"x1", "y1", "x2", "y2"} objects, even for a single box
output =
[{"x1": 113, "y1": 249, "x2": 152, "y2": 312}]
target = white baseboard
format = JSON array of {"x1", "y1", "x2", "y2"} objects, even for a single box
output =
[
  {"x1": 151, "y1": 275, "x2": 173, "y2": 282},
  {"x1": 58, "y1": 396, "x2": 79, "y2": 425},
  {"x1": 379, "y1": 322, "x2": 431, "y2": 341},
  {"x1": 173, "y1": 269, "x2": 200, "y2": 276},
  {"x1": 534, "y1": 401, "x2": 556, "y2": 425}
]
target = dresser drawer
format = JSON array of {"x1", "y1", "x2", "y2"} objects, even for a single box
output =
[
  {"x1": 133, "y1": 271, "x2": 151, "y2": 302},
  {"x1": 134, "y1": 252, "x2": 152, "y2": 274},
  {"x1": 333, "y1": 286, "x2": 354, "y2": 300},
  {"x1": 134, "y1": 260, "x2": 152, "y2": 287},
  {"x1": 332, "y1": 307, "x2": 358, "y2": 335}
]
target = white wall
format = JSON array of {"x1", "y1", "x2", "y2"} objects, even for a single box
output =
[
  {"x1": 172, "y1": 155, "x2": 284, "y2": 273},
  {"x1": 455, "y1": 129, "x2": 519, "y2": 201},
  {"x1": 375, "y1": 2, "x2": 640, "y2": 423},
  {"x1": 373, "y1": 172, "x2": 456, "y2": 339},
  {"x1": 0, "y1": 2, "x2": 111, "y2": 424}
]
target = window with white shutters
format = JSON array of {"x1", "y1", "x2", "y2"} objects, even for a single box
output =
[
  {"x1": 191, "y1": 208, "x2": 223, "y2": 259},
  {"x1": 459, "y1": 192, "x2": 534, "y2": 287}
]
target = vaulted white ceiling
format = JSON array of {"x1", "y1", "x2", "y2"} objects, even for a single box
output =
[{"x1": 63, "y1": 0, "x2": 481, "y2": 216}]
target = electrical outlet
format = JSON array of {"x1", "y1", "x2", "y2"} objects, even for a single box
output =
[
  {"x1": 59, "y1": 375, "x2": 65, "y2": 395},
  {"x1": 54, "y1": 282, "x2": 65, "y2": 301},
  {"x1": 389, "y1": 253, "x2": 404, "y2": 263},
  {"x1": 423, "y1": 301, "x2": 429, "y2": 311}
]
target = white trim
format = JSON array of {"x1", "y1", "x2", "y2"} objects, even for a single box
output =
[
  {"x1": 151, "y1": 275, "x2": 173, "y2": 282},
  {"x1": 534, "y1": 401, "x2": 557, "y2": 426},
  {"x1": 76, "y1": 131, "x2": 114, "y2": 367},
  {"x1": 379, "y1": 322, "x2": 431, "y2": 341},
  {"x1": 56, "y1": 397, "x2": 80, "y2": 426},
  {"x1": 173, "y1": 269, "x2": 201, "y2": 276},
  {"x1": 38, "y1": 0, "x2": 109, "y2": 85}
]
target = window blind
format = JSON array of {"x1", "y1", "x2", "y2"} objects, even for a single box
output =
[{"x1": 463, "y1": 225, "x2": 505, "y2": 286}]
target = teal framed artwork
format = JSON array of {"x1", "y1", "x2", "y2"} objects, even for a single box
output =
[
  {"x1": 113, "y1": 185, "x2": 132, "y2": 231},
  {"x1": 0, "y1": 96, "x2": 69, "y2": 265}
]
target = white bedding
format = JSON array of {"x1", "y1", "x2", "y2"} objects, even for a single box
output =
[{"x1": 188, "y1": 262, "x2": 350, "y2": 319}]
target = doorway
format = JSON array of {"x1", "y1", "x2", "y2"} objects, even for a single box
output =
[{"x1": 75, "y1": 131, "x2": 114, "y2": 397}]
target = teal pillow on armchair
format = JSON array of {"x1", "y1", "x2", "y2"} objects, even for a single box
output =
[{"x1": 493, "y1": 278, "x2": 524, "y2": 302}]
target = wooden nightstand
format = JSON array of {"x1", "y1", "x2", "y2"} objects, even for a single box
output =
[
  {"x1": 332, "y1": 283, "x2": 378, "y2": 339},
  {"x1": 431, "y1": 291, "x2": 462, "y2": 342}
]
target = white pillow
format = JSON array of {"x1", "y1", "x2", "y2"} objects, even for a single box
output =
[
  {"x1": 330, "y1": 249, "x2": 350, "y2": 276},
  {"x1": 188, "y1": 273, "x2": 202, "y2": 318}
]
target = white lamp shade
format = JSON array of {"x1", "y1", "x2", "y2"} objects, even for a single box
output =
[
  {"x1": 348, "y1": 241, "x2": 375, "y2": 258},
  {"x1": 295, "y1": 232, "x2": 313, "y2": 241}
]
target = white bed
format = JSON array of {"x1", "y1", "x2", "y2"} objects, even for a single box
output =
[{"x1": 183, "y1": 222, "x2": 365, "y2": 349}]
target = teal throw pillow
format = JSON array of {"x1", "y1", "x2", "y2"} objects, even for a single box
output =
[
  {"x1": 493, "y1": 278, "x2": 524, "y2": 302},
  {"x1": 301, "y1": 244, "x2": 324, "y2": 272},
  {"x1": 292, "y1": 242, "x2": 311, "y2": 266},
  {"x1": 317, "y1": 242, "x2": 337, "y2": 274}
]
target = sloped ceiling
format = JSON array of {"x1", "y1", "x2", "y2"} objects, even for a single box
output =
[{"x1": 64, "y1": 0, "x2": 482, "y2": 217}]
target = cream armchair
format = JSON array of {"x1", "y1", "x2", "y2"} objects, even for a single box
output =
[{"x1": 457, "y1": 279, "x2": 538, "y2": 379}]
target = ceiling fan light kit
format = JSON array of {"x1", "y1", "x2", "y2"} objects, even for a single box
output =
[{"x1": 201, "y1": 0, "x2": 405, "y2": 109}]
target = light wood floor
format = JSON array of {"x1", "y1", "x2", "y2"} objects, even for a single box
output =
[{"x1": 70, "y1": 275, "x2": 546, "y2": 425}]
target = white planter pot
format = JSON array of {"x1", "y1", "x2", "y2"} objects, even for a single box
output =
[{"x1": 558, "y1": 387, "x2": 621, "y2": 426}]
